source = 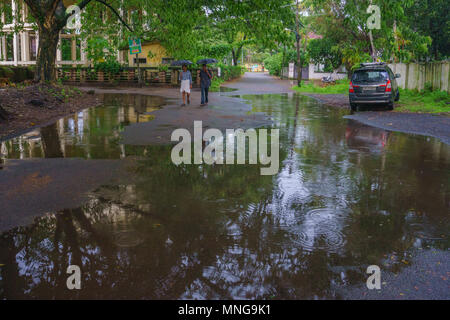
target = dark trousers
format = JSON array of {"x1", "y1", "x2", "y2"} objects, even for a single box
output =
[{"x1": 201, "y1": 86, "x2": 209, "y2": 104}]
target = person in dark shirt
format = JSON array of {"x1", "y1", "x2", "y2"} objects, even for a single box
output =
[{"x1": 199, "y1": 64, "x2": 213, "y2": 106}]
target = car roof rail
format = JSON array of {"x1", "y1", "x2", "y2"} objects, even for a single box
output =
[{"x1": 360, "y1": 62, "x2": 387, "y2": 67}]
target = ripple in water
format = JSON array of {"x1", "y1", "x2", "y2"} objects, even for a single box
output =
[
  {"x1": 113, "y1": 229, "x2": 145, "y2": 248},
  {"x1": 288, "y1": 208, "x2": 347, "y2": 253}
]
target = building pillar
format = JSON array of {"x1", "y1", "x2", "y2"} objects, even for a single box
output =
[
  {"x1": 2, "y1": 36, "x2": 7, "y2": 61},
  {"x1": 12, "y1": 0, "x2": 18, "y2": 66},
  {"x1": 56, "y1": 39, "x2": 62, "y2": 65},
  {"x1": 81, "y1": 40, "x2": 87, "y2": 65},
  {"x1": 22, "y1": 31, "x2": 29, "y2": 62},
  {"x1": 13, "y1": 33, "x2": 18, "y2": 66},
  {"x1": 71, "y1": 36, "x2": 77, "y2": 67},
  {"x1": 0, "y1": 36, "x2": 3, "y2": 61},
  {"x1": 35, "y1": 32, "x2": 39, "y2": 53}
]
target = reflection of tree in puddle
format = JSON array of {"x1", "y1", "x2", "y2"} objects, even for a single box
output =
[{"x1": 0, "y1": 94, "x2": 448, "y2": 299}]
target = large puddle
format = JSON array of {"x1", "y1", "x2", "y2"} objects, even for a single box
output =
[{"x1": 0, "y1": 93, "x2": 449, "y2": 299}]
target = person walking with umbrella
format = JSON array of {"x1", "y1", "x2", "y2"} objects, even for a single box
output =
[
  {"x1": 179, "y1": 64, "x2": 192, "y2": 106},
  {"x1": 198, "y1": 62, "x2": 214, "y2": 106}
]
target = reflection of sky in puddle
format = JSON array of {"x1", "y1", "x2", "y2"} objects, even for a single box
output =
[{"x1": 0, "y1": 93, "x2": 449, "y2": 299}]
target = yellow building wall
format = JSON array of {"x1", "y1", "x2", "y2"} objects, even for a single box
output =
[{"x1": 127, "y1": 42, "x2": 171, "y2": 67}]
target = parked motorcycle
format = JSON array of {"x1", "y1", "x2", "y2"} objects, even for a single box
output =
[{"x1": 321, "y1": 75, "x2": 336, "y2": 84}]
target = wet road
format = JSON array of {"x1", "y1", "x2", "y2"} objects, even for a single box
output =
[{"x1": 0, "y1": 73, "x2": 449, "y2": 299}]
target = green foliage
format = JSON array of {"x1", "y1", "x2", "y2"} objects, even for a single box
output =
[
  {"x1": 210, "y1": 78, "x2": 225, "y2": 92},
  {"x1": 0, "y1": 66, "x2": 34, "y2": 82},
  {"x1": 293, "y1": 80, "x2": 349, "y2": 94},
  {"x1": 195, "y1": 43, "x2": 231, "y2": 61},
  {"x1": 84, "y1": 36, "x2": 118, "y2": 64},
  {"x1": 405, "y1": 0, "x2": 449, "y2": 60},
  {"x1": 200, "y1": 0, "x2": 295, "y2": 65},
  {"x1": 263, "y1": 53, "x2": 284, "y2": 76},
  {"x1": 79, "y1": 0, "x2": 206, "y2": 63},
  {"x1": 210, "y1": 64, "x2": 244, "y2": 91},
  {"x1": 307, "y1": 38, "x2": 343, "y2": 72},
  {"x1": 158, "y1": 64, "x2": 169, "y2": 72},
  {"x1": 304, "y1": 0, "x2": 434, "y2": 69},
  {"x1": 0, "y1": 66, "x2": 14, "y2": 78},
  {"x1": 217, "y1": 63, "x2": 245, "y2": 80},
  {"x1": 94, "y1": 60, "x2": 122, "y2": 74}
]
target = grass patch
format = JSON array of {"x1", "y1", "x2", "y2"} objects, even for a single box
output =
[
  {"x1": 293, "y1": 79, "x2": 349, "y2": 94},
  {"x1": 209, "y1": 77, "x2": 225, "y2": 92},
  {"x1": 395, "y1": 88, "x2": 450, "y2": 114}
]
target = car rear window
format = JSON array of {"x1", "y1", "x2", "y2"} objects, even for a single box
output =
[{"x1": 352, "y1": 70, "x2": 389, "y2": 83}]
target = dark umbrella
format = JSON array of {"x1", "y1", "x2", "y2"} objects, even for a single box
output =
[
  {"x1": 196, "y1": 58, "x2": 218, "y2": 65},
  {"x1": 171, "y1": 60, "x2": 193, "y2": 66}
]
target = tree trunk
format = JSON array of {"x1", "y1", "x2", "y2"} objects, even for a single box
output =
[
  {"x1": 41, "y1": 123, "x2": 64, "y2": 158},
  {"x1": 231, "y1": 49, "x2": 237, "y2": 66},
  {"x1": 23, "y1": 0, "x2": 93, "y2": 83},
  {"x1": 295, "y1": 0, "x2": 302, "y2": 87},
  {"x1": 0, "y1": 105, "x2": 8, "y2": 120},
  {"x1": 296, "y1": 37, "x2": 302, "y2": 86},
  {"x1": 34, "y1": 25, "x2": 60, "y2": 83},
  {"x1": 369, "y1": 30, "x2": 376, "y2": 62}
]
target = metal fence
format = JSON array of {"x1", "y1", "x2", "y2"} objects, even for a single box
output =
[{"x1": 56, "y1": 67, "x2": 219, "y2": 86}]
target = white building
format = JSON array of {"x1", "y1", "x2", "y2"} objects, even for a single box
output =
[{"x1": 0, "y1": 0, "x2": 88, "y2": 67}]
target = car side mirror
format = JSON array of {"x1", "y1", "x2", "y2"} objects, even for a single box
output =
[{"x1": 395, "y1": 74, "x2": 401, "y2": 78}]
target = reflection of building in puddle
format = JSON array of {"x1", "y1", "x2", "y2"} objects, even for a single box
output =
[{"x1": 1, "y1": 94, "x2": 165, "y2": 159}]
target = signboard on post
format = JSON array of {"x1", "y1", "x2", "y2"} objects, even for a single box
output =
[{"x1": 129, "y1": 38, "x2": 142, "y2": 55}]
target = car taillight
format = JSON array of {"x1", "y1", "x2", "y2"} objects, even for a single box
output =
[
  {"x1": 385, "y1": 80, "x2": 392, "y2": 92},
  {"x1": 349, "y1": 82, "x2": 354, "y2": 93}
]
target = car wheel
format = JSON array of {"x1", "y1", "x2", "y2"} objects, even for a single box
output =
[
  {"x1": 395, "y1": 90, "x2": 400, "y2": 101},
  {"x1": 387, "y1": 102, "x2": 394, "y2": 111},
  {"x1": 350, "y1": 103, "x2": 357, "y2": 112}
]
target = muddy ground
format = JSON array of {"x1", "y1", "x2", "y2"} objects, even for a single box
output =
[{"x1": 0, "y1": 84, "x2": 102, "y2": 140}]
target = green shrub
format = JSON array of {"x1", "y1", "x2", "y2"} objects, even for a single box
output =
[
  {"x1": 0, "y1": 66, "x2": 34, "y2": 82},
  {"x1": 424, "y1": 81, "x2": 433, "y2": 93},
  {"x1": 94, "y1": 60, "x2": 122, "y2": 74},
  {"x1": 263, "y1": 53, "x2": 283, "y2": 76},
  {"x1": 217, "y1": 63, "x2": 244, "y2": 81},
  {"x1": 158, "y1": 64, "x2": 169, "y2": 72},
  {"x1": 0, "y1": 66, "x2": 14, "y2": 78}
]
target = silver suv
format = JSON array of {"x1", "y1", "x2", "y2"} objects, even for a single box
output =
[{"x1": 349, "y1": 62, "x2": 401, "y2": 111}]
